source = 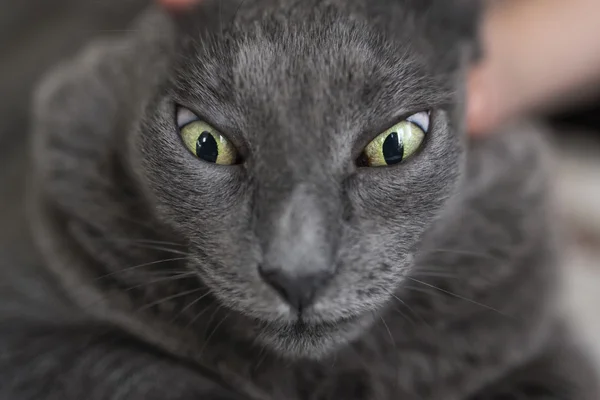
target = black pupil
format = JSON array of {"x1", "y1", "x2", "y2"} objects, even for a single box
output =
[
  {"x1": 382, "y1": 132, "x2": 404, "y2": 165},
  {"x1": 196, "y1": 131, "x2": 219, "y2": 163}
]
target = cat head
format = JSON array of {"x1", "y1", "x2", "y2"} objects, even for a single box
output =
[{"x1": 33, "y1": 0, "x2": 482, "y2": 358}]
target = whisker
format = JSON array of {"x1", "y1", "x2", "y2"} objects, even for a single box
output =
[
  {"x1": 134, "y1": 270, "x2": 195, "y2": 276},
  {"x1": 379, "y1": 315, "x2": 396, "y2": 348},
  {"x1": 204, "y1": 304, "x2": 223, "y2": 331},
  {"x1": 422, "y1": 248, "x2": 502, "y2": 262},
  {"x1": 95, "y1": 257, "x2": 189, "y2": 281},
  {"x1": 170, "y1": 289, "x2": 214, "y2": 324},
  {"x1": 253, "y1": 345, "x2": 269, "y2": 372},
  {"x1": 402, "y1": 285, "x2": 445, "y2": 296},
  {"x1": 199, "y1": 312, "x2": 230, "y2": 358},
  {"x1": 412, "y1": 270, "x2": 461, "y2": 279},
  {"x1": 97, "y1": 237, "x2": 188, "y2": 248},
  {"x1": 137, "y1": 287, "x2": 205, "y2": 312},
  {"x1": 128, "y1": 244, "x2": 192, "y2": 256},
  {"x1": 186, "y1": 303, "x2": 218, "y2": 329},
  {"x1": 123, "y1": 272, "x2": 196, "y2": 292},
  {"x1": 87, "y1": 237, "x2": 193, "y2": 256},
  {"x1": 391, "y1": 306, "x2": 416, "y2": 326},
  {"x1": 231, "y1": 0, "x2": 248, "y2": 27},
  {"x1": 405, "y1": 277, "x2": 512, "y2": 318},
  {"x1": 330, "y1": 351, "x2": 338, "y2": 369},
  {"x1": 388, "y1": 291, "x2": 431, "y2": 329},
  {"x1": 377, "y1": 314, "x2": 400, "y2": 391}
]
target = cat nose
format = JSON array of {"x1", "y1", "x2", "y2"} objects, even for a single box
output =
[{"x1": 258, "y1": 266, "x2": 330, "y2": 313}]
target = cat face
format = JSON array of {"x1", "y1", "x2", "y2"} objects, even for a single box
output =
[{"x1": 129, "y1": 0, "x2": 478, "y2": 357}]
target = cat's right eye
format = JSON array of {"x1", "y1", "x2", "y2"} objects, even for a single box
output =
[
  {"x1": 358, "y1": 111, "x2": 430, "y2": 168},
  {"x1": 176, "y1": 107, "x2": 239, "y2": 165}
]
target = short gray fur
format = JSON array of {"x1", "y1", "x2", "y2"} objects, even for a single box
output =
[{"x1": 1, "y1": 1, "x2": 598, "y2": 399}]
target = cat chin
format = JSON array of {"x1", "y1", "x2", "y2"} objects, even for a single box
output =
[{"x1": 255, "y1": 313, "x2": 374, "y2": 360}]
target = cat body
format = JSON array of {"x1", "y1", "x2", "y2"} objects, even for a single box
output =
[{"x1": 0, "y1": 1, "x2": 598, "y2": 399}]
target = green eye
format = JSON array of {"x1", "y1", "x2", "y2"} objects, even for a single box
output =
[
  {"x1": 360, "y1": 111, "x2": 430, "y2": 168},
  {"x1": 179, "y1": 120, "x2": 238, "y2": 166},
  {"x1": 180, "y1": 121, "x2": 238, "y2": 165}
]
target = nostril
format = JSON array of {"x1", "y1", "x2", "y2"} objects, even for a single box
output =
[
  {"x1": 259, "y1": 268, "x2": 297, "y2": 307},
  {"x1": 258, "y1": 265, "x2": 328, "y2": 314}
]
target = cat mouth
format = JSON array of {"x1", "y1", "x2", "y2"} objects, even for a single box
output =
[
  {"x1": 294, "y1": 314, "x2": 360, "y2": 332},
  {"x1": 253, "y1": 312, "x2": 370, "y2": 357},
  {"x1": 258, "y1": 312, "x2": 362, "y2": 335},
  {"x1": 256, "y1": 315, "x2": 367, "y2": 359}
]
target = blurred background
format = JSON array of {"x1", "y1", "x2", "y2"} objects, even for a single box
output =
[
  {"x1": 0, "y1": 0, "x2": 149, "y2": 312},
  {"x1": 0, "y1": 0, "x2": 599, "y2": 364}
]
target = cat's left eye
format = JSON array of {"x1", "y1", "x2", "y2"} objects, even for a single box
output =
[
  {"x1": 359, "y1": 111, "x2": 430, "y2": 168},
  {"x1": 177, "y1": 107, "x2": 239, "y2": 165}
]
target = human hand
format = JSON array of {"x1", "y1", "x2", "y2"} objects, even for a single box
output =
[{"x1": 467, "y1": 0, "x2": 600, "y2": 136}]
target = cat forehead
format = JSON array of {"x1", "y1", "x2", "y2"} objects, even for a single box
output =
[
  {"x1": 171, "y1": 15, "x2": 451, "y2": 112},
  {"x1": 170, "y1": 0, "x2": 477, "y2": 99},
  {"x1": 230, "y1": 22, "x2": 404, "y2": 83},
  {"x1": 179, "y1": 4, "x2": 428, "y2": 67},
  {"x1": 174, "y1": 0, "x2": 480, "y2": 50}
]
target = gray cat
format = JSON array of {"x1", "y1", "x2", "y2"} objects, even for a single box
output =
[{"x1": 1, "y1": 0, "x2": 598, "y2": 399}]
